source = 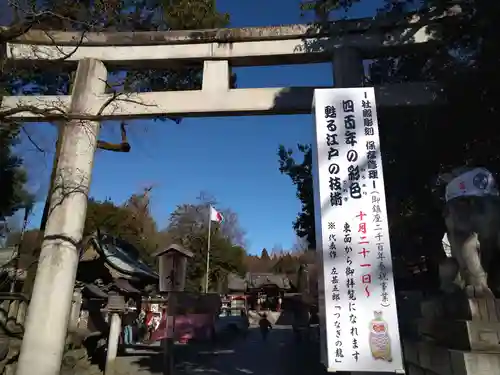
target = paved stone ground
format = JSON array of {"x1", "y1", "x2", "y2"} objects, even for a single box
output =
[{"x1": 115, "y1": 326, "x2": 324, "y2": 375}]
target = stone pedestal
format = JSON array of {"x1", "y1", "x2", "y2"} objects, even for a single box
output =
[{"x1": 403, "y1": 292, "x2": 500, "y2": 375}]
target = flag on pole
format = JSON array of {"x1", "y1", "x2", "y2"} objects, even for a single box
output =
[{"x1": 209, "y1": 206, "x2": 224, "y2": 223}]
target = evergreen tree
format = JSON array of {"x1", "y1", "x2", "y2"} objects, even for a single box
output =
[{"x1": 0, "y1": 126, "x2": 33, "y2": 223}]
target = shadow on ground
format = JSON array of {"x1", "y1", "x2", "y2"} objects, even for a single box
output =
[{"x1": 117, "y1": 326, "x2": 326, "y2": 375}]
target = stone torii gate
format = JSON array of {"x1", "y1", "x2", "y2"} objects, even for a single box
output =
[{"x1": 0, "y1": 6, "x2": 458, "y2": 375}]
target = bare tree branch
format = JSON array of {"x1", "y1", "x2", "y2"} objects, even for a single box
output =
[
  {"x1": 37, "y1": 28, "x2": 91, "y2": 62},
  {"x1": 21, "y1": 125, "x2": 45, "y2": 153}
]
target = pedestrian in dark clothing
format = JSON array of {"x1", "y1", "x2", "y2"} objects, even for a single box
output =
[{"x1": 259, "y1": 314, "x2": 272, "y2": 341}]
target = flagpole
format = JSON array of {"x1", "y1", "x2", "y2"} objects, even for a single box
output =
[{"x1": 205, "y1": 208, "x2": 212, "y2": 293}]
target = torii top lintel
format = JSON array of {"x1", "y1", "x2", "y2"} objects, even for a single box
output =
[{"x1": 7, "y1": 5, "x2": 461, "y2": 47}]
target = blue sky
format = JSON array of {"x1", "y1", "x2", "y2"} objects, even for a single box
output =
[{"x1": 17, "y1": 0, "x2": 381, "y2": 255}]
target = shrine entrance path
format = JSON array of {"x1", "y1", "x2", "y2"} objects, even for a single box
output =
[{"x1": 115, "y1": 325, "x2": 323, "y2": 375}]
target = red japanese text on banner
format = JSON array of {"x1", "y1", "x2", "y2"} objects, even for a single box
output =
[{"x1": 311, "y1": 87, "x2": 403, "y2": 373}]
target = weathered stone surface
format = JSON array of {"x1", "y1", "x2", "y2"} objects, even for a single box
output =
[
  {"x1": 404, "y1": 339, "x2": 500, "y2": 375},
  {"x1": 0, "y1": 299, "x2": 28, "y2": 336},
  {"x1": 398, "y1": 292, "x2": 426, "y2": 338},
  {"x1": 0, "y1": 338, "x2": 22, "y2": 375},
  {"x1": 0, "y1": 338, "x2": 9, "y2": 362},
  {"x1": 421, "y1": 294, "x2": 500, "y2": 322},
  {"x1": 1, "y1": 82, "x2": 442, "y2": 123},
  {"x1": 59, "y1": 347, "x2": 103, "y2": 375},
  {"x1": 3, "y1": 364, "x2": 15, "y2": 375},
  {"x1": 15, "y1": 301, "x2": 27, "y2": 326},
  {"x1": 4, "y1": 5, "x2": 462, "y2": 46},
  {"x1": 418, "y1": 319, "x2": 500, "y2": 351},
  {"x1": 408, "y1": 363, "x2": 441, "y2": 375},
  {"x1": 408, "y1": 364, "x2": 427, "y2": 375}
]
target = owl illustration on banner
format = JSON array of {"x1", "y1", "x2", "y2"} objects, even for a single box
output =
[{"x1": 369, "y1": 311, "x2": 392, "y2": 362}]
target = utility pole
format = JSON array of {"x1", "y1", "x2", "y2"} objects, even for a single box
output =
[{"x1": 16, "y1": 58, "x2": 107, "y2": 375}]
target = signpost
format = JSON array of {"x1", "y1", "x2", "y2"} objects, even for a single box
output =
[
  {"x1": 154, "y1": 245, "x2": 193, "y2": 375},
  {"x1": 312, "y1": 87, "x2": 403, "y2": 373}
]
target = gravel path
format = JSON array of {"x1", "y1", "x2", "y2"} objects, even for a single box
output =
[{"x1": 115, "y1": 326, "x2": 323, "y2": 375}]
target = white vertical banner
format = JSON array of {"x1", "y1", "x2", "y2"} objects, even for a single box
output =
[{"x1": 312, "y1": 87, "x2": 403, "y2": 373}]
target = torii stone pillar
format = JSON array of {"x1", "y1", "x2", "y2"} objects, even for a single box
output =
[
  {"x1": 330, "y1": 48, "x2": 367, "y2": 375},
  {"x1": 16, "y1": 58, "x2": 107, "y2": 375},
  {"x1": 335, "y1": 51, "x2": 397, "y2": 375},
  {"x1": 333, "y1": 48, "x2": 365, "y2": 88}
]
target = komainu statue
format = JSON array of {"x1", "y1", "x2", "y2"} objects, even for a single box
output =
[{"x1": 438, "y1": 166, "x2": 500, "y2": 298}]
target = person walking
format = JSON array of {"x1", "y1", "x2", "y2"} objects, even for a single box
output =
[
  {"x1": 136, "y1": 310, "x2": 148, "y2": 343},
  {"x1": 122, "y1": 310, "x2": 137, "y2": 346},
  {"x1": 258, "y1": 314, "x2": 272, "y2": 341}
]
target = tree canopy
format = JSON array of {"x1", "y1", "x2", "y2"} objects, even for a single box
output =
[
  {"x1": 0, "y1": 126, "x2": 33, "y2": 227},
  {"x1": 84, "y1": 188, "x2": 159, "y2": 263},
  {"x1": 279, "y1": 0, "x2": 500, "y2": 284},
  {"x1": 278, "y1": 144, "x2": 315, "y2": 249},
  {"x1": 0, "y1": 0, "x2": 231, "y2": 241},
  {"x1": 7, "y1": 190, "x2": 249, "y2": 294},
  {"x1": 163, "y1": 195, "x2": 247, "y2": 292},
  {"x1": 0, "y1": 0, "x2": 232, "y2": 294},
  {"x1": 0, "y1": 0, "x2": 230, "y2": 96}
]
